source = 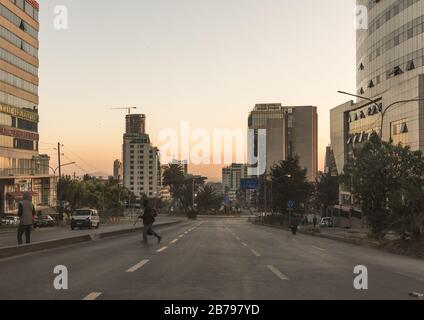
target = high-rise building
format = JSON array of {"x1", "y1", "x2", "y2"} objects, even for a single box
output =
[
  {"x1": 324, "y1": 145, "x2": 337, "y2": 176},
  {"x1": 122, "y1": 114, "x2": 161, "y2": 199},
  {"x1": 248, "y1": 104, "x2": 318, "y2": 181},
  {"x1": 126, "y1": 113, "x2": 146, "y2": 135},
  {"x1": 113, "y1": 159, "x2": 122, "y2": 183},
  {"x1": 222, "y1": 163, "x2": 248, "y2": 203},
  {"x1": 0, "y1": 0, "x2": 55, "y2": 214},
  {"x1": 331, "y1": 0, "x2": 424, "y2": 206}
]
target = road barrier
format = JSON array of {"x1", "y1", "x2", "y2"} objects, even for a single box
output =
[{"x1": 0, "y1": 220, "x2": 183, "y2": 260}]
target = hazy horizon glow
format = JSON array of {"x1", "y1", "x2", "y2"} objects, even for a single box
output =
[{"x1": 38, "y1": 0, "x2": 356, "y2": 181}]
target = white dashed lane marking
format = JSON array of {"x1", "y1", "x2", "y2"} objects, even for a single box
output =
[
  {"x1": 267, "y1": 265, "x2": 289, "y2": 281},
  {"x1": 82, "y1": 292, "x2": 102, "y2": 300},
  {"x1": 312, "y1": 246, "x2": 326, "y2": 252},
  {"x1": 156, "y1": 246, "x2": 168, "y2": 253},
  {"x1": 251, "y1": 249, "x2": 262, "y2": 257},
  {"x1": 170, "y1": 239, "x2": 179, "y2": 244},
  {"x1": 126, "y1": 259, "x2": 149, "y2": 273}
]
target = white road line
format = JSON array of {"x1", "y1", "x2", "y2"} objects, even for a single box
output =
[
  {"x1": 126, "y1": 259, "x2": 149, "y2": 273},
  {"x1": 251, "y1": 249, "x2": 262, "y2": 257},
  {"x1": 179, "y1": 235, "x2": 185, "y2": 238},
  {"x1": 82, "y1": 292, "x2": 102, "y2": 300},
  {"x1": 235, "y1": 237, "x2": 241, "y2": 241},
  {"x1": 267, "y1": 265, "x2": 289, "y2": 281},
  {"x1": 312, "y1": 246, "x2": 326, "y2": 251},
  {"x1": 170, "y1": 239, "x2": 179, "y2": 244},
  {"x1": 241, "y1": 242, "x2": 248, "y2": 247},
  {"x1": 156, "y1": 246, "x2": 168, "y2": 253}
]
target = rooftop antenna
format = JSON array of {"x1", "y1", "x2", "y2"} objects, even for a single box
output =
[{"x1": 111, "y1": 107, "x2": 137, "y2": 114}]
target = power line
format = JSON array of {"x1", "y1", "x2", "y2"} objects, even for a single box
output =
[
  {"x1": 62, "y1": 145, "x2": 101, "y2": 173},
  {"x1": 62, "y1": 154, "x2": 89, "y2": 175}
]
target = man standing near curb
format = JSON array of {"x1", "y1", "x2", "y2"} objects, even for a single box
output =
[
  {"x1": 141, "y1": 200, "x2": 162, "y2": 244},
  {"x1": 17, "y1": 192, "x2": 36, "y2": 245},
  {"x1": 313, "y1": 215, "x2": 318, "y2": 229}
]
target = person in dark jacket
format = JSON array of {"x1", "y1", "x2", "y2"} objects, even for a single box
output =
[
  {"x1": 17, "y1": 192, "x2": 36, "y2": 245},
  {"x1": 313, "y1": 215, "x2": 318, "y2": 229},
  {"x1": 141, "y1": 200, "x2": 162, "y2": 244}
]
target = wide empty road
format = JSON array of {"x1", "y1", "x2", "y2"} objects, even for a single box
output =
[{"x1": 0, "y1": 218, "x2": 423, "y2": 300}]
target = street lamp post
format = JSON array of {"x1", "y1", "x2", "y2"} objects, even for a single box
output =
[
  {"x1": 264, "y1": 173, "x2": 292, "y2": 212},
  {"x1": 337, "y1": 91, "x2": 424, "y2": 138}
]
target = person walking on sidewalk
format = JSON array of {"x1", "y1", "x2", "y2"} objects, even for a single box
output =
[
  {"x1": 141, "y1": 200, "x2": 162, "y2": 244},
  {"x1": 313, "y1": 215, "x2": 318, "y2": 229},
  {"x1": 17, "y1": 192, "x2": 36, "y2": 245}
]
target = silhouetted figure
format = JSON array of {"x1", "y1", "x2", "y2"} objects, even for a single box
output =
[
  {"x1": 313, "y1": 215, "x2": 318, "y2": 229},
  {"x1": 17, "y1": 192, "x2": 36, "y2": 245},
  {"x1": 141, "y1": 200, "x2": 162, "y2": 244}
]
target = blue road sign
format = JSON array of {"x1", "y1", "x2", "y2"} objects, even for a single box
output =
[
  {"x1": 240, "y1": 178, "x2": 259, "y2": 190},
  {"x1": 287, "y1": 200, "x2": 295, "y2": 209}
]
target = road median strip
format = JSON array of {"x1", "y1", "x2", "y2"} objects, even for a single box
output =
[{"x1": 0, "y1": 220, "x2": 184, "y2": 260}]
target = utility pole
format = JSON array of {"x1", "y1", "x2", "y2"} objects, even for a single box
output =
[
  {"x1": 192, "y1": 178, "x2": 195, "y2": 210},
  {"x1": 57, "y1": 143, "x2": 62, "y2": 179}
]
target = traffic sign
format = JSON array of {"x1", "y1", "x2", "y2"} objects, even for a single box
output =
[
  {"x1": 287, "y1": 200, "x2": 295, "y2": 209},
  {"x1": 240, "y1": 178, "x2": 259, "y2": 190}
]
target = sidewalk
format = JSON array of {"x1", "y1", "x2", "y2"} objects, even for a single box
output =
[
  {"x1": 300, "y1": 226, "x2": 381, "y2": 248},
  {"x1": 0, "y1": 215, "x2": 185, "y2": 248},
  {"x1": 253, "y1": 221, "x2": 381, "y2": 248}
]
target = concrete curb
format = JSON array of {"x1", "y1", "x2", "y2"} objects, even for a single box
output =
[
  {"x1": 252, "y1": 222, "x2": 381, "y2": 249},
  {"x1": 0, "y1": 220, "x2": 184, "y2": 259}
]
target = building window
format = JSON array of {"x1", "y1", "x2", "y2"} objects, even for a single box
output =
[{"x1": 406, "y1": 60, "x2": 415, "y2": 71}]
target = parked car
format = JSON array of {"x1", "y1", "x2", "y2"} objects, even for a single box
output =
[
  {"x1": 33, "y1": 215, "x2": 56, "y2": 228},
  {"x1": 320, "y1": 217, "x2": 334, "y2": 228},
  {"x1": 2, "y1": 216, "x2": 20, "y2": 226},
  {"x1": 71, "y1": 209, "x2": 100, "y2": 230}
]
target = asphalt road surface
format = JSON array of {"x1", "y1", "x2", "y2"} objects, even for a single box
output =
[{"x1": 0, "y1": 218, "x2": 423, "y2": 300}]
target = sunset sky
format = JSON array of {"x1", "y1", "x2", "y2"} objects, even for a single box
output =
[{"x1": 38, "y1": 0, "x2": 356, "y2": 181}]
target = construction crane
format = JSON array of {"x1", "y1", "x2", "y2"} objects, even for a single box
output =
[{"x1": 111, "y1": 107, "x2": 137, "y2": 114}]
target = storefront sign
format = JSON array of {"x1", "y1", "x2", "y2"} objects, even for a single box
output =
[
  {"x1": 0, "y1": 127, "x2": 39, "y2": 140},
  {"x1": 0, "y1": 104, "x2": 39, "y2": 122}
]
